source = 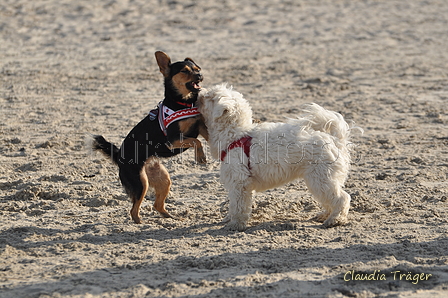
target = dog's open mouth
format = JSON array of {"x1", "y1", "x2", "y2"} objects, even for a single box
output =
[{"x1": 187, "y1": 81, "x2": 201, "y2": 92}]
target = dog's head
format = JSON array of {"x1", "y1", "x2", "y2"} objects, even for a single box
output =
[
  {"x1": 198, "y1": 84, "x2": 253, "y2": 130},
  {"x1": 155, "y1": 51, "x2": 203, "y2": 101}
]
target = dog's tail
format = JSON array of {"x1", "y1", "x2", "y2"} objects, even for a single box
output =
[
  {"x1": 89, "y1": 134, "x2": 120, "y2": 165},
  {"x1": 296, "y1": 103, "x2": 363, "y2": 143}
]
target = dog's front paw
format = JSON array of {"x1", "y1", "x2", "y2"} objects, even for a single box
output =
[
  {"x1": 221, "y1": 215, "x2": 231, "y2": 223},
  {"x1": 195, "y1": 148, "x2": 207, "y2": 164},
  {"x1": 314, "y1": 211, "x2": 330, "y2": 223},
  {"x1": 195, "y1": 154, "x2": 207, "y2": 164},
  {"x1": 226, "y1": 220, "x2": 247, "y2": 232},
  {"x1": 322, "y1": 216, "x2": 347, "y2": 228}
]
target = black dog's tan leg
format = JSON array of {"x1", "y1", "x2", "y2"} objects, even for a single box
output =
[
  {"x1": 129, "y1": 170, "x2": 150, "y2": 224},
  {"x1": 143, "y1": 157, "x2": 173, "y2": 218},
  {"x1": 169, "y1": 138, "x2": 206, "y2": 164}
]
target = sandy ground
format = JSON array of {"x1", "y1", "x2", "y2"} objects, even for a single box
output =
[{"x1": 1, "y1": 0, "x2": 448, "y2": 297}]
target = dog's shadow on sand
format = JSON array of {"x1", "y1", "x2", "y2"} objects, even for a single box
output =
[
  {"x1": 0, "y1": 217, "x2": 327, "y2": 254},
  {"x1": 3, "y1": 224, "x2": 448, "y2": 297}
]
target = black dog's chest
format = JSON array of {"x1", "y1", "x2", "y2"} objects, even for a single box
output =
[{"x1": 118, "y1": 113, "x2": 199, "y2": 165}]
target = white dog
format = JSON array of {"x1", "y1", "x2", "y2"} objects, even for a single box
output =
[{"x1": 198, "y1": 84, "x2": 360, "y2": 231}]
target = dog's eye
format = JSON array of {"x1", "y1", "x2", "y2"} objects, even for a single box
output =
[{"x1": 181, "y1": 70, "x2": 189, "y2": 74}]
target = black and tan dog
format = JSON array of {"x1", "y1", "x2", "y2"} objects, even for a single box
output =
[{"x1": 91, "y1": 51, "x2": 208, "y2": 224}]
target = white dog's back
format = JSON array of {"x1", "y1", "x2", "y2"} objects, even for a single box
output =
[{"x1": 247, "y1": 111, "x2": 352, "y2": 192}]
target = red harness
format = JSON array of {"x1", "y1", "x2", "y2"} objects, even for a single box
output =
[{"x1": 220, "y1": 136, "x2": 252, "y2": 168}]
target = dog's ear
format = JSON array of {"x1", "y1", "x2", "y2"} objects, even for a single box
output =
[
  {"x1": 184, "y1": 57, "x2": 201, "y2": 70},
  {"x1": 155, "y1": 51, "x2": 171, "y2": 77}
]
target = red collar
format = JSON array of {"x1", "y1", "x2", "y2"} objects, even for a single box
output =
[
  {"x1": 175, "y1": 101, "x2": 194, "y2": 107},
  {"x1": 220, "y1": 136, "x2": 252, "y2": 168}
]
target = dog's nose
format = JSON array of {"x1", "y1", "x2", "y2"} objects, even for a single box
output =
[{"x1": 196, "y1": 73, "x2": 203, "y2": 81}]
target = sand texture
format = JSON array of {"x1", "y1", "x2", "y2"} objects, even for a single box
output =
[{"x1": 1, "y1": 0, "x2": 448, "y2": 297}]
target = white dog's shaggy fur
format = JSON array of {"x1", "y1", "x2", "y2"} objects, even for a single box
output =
[{"x1": 198, "y1": 84, "x2": 360, "y2": 231}]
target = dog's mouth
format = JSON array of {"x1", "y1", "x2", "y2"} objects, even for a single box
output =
[{"x1": 187, "y1": 80, "x2": 202, "y2": 93}]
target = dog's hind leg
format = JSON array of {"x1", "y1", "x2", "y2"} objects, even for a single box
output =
[
  {"x1": 132, "y1": 172, "x2": 149, "y2": 224},
  {"x1": 322, "y1": 190, "x2": 350, "y2": 227},
  {"x1": 119, "y1": 166, "x2": 148, "y2": 224},
  {"x1": 304, "y1": 168, "x2": 350, "y2": 227},
  {"x1": 143, "y1": 157, "x2": 173, "y2": 219}
]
